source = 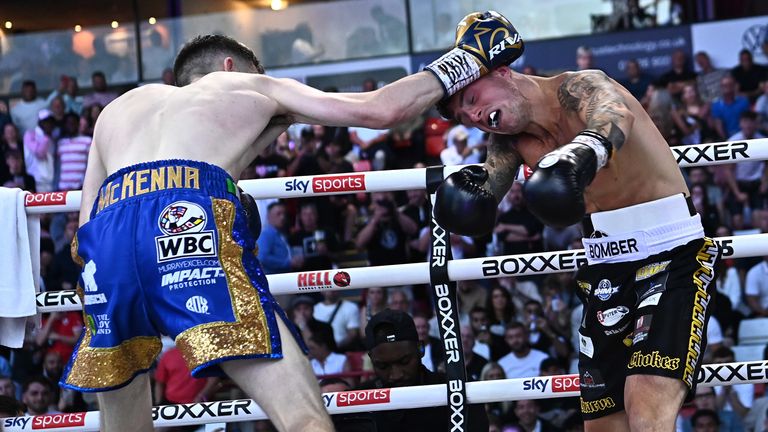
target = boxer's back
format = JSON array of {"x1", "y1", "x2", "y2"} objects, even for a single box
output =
[{"x1": 94, "y1": 72, "x2": 275, "y2": 180}]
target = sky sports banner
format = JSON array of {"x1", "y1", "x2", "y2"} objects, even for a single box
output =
[
  {"x1": 691, "y1": 15, "x2": 768, "y2": 70},
  {"x1": 411, "y1": 25, "x2": 691, "y2": 79},
  {"x1": 7, "y1": 362, "x2": 768, "y2": 431}
]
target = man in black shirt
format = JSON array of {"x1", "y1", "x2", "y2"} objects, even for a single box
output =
[
  {"x1": 658, "y1": 49, "x2": 697, "y2": 99},
  {"x1": 731, "y1": 49, "x2": 768, "y2": 103},
  {"x1": 357, "y1": 309, "x2": 489, "y2": 432}
]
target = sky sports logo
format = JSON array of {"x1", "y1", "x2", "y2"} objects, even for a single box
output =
[
  {"x1": 3, "y1": 412, "x2": 86, "y2": 429},
  {"x1": 284, "y1": 174, "x2": 366, "y2": 194},
  {"x1": 523, "y1": 375, "x2": 580, "y2": 393},
  {"x1": 322, "y1": 389, "x2": 391, "y2": 407}
]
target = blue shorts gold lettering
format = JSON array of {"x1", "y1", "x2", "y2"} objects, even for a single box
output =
[{"x1": 97, "y1": 166, "x2": 200, "y2": 212}]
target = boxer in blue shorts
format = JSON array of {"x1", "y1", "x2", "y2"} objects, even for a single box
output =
[
  {"x1": 63, "y1": 160, "x2": 298, "y2": 390},
  {"x1": 65, "y1": 11, "x2": 522, "y2": 431}
]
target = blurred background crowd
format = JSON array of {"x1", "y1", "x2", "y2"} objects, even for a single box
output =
[{"x1": 1, "y1": 1, "x2": 768, "y2": 431}]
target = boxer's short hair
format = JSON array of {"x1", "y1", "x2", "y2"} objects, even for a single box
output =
[{"x1": 174, "y1": 34, "x2": 263, "y2": 86}]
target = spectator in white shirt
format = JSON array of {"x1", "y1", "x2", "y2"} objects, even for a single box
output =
[
  {"x1": 712, "y1": 347, "x2": 753, "y2": 418},
  {"x1": 314, "y1": 291, "x2": 360, "y2": 351},
  {"x1": 746, "y1": 257, "x2": 768, "y2": 317},
  {"x1": 306, "y1": 319, "x2": 349, "y2": 379},
  {"x1": 11, "y1": 80, "x2": 48, "y2": 135},
  {"x1": 498, "y1": 322, "x2": 549, "y2": 379}
]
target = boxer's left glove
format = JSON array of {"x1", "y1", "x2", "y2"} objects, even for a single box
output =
[
  {"x1": 523, "y1": 131, "x2": 613, "y2": 228},
  {"x1": 425, "y1": 11, "x2": 524, "y2": 97},
  {"x1": 434, "y1": 165, "x2": 498, "y2": 236},
  {"x1": 238, "y1": 187, "x2": 262, "y2": 241}
]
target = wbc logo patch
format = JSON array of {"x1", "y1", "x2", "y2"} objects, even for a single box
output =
[{"x1": 155, "y1": 201, "x2": 217, "y2": 262}]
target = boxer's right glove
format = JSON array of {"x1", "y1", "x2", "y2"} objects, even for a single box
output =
[
  {"x1": 434, "y1": 165, "x2": 498, "y2": 236},
  {"x1": 425, "y1": 11, "x2": 524, "y2": 97},
  {"x1": 523, "y1": 131, "x2": 613, "y2": 228}
]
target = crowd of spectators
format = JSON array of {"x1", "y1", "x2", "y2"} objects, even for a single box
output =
[{"x1": 1, "y1": 31, "x2": 768, "y2": 432}]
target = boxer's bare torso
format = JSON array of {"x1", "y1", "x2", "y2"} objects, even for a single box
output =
[
  {"x1": 79, "y1": 71, "x2": 443, "y2": 226},
  {"x1": 448, "y1": 68, "x2": 688, "y2": 214}
]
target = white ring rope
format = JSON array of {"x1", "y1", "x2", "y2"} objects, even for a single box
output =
[
  {"x1": 22, "y1": 139, "x2": 768, "y2": 214},
  {"x1": 36, "y1": 233, "x2": 765, "y2": 312},
  {"x1": 3, "y1": 360, "x2": 767, "y2": 431}
]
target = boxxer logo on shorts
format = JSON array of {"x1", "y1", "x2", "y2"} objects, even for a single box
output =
[{"x1": 155, "y1": 201, "x2": 217, "y2": 262}]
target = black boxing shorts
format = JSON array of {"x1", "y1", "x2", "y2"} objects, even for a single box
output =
[{"x1": 575, "y1": 194, "x2": 720, "y2": 420}]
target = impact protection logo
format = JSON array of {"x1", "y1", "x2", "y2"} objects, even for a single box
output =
[
  {"x1": 297, "y1": 271, "x2": 351, "y2": 290},
  {"x1": 155, "y1": 201, "x2": 216, "y2": 262},
  {"x1": 284, "y1": 174, "x2": 366, "y2": 194}
]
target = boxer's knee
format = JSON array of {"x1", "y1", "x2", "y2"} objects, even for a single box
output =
[{"x1": 625, "y1": 375, "x2": 686, "y2": 432}]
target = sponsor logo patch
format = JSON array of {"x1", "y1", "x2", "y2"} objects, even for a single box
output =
[
  {"x1": 578, "y1": 281, "x2": 592, "y2": 295},
  {"x1": 635, "y1": 260, "x2": 671, "y2": 281},
  {"x1": 638, "y1": 292, "x2": 662, "y2": 309},
  {"x1": 84, "y1": 293, "x2": 107, "y2": 305},
  {"x1": 161, "y1": 267, "x2": 224, "y2": 290},
  {"x1": 155, "y1": 201, "x2": 216, "y2": 262},
  {"x1": 580, "y1": 397, "x2": 616, "y2": 414},
  {"x1": 579, "y1": 334, "x2": 594, "y2": 358},
  {"x1": 87, "y1": 313, "x2": 111, "y2": 335},
  {"x1": 604, "y1": 321, "x2": 630, "y2": 336},
  {"x1": 185, "y1": 296, "x2": 210, "y2": 314},
  {"x1": 597, "y1": 306, "x2": 629, "y2": 327},
  {"x1": 580, "y1": 370, "x2": 606, "y2": 391},
  {"x1": 594, "y1": 279, "x2": 620, "y2": 301},
  {"x1": 628, "y1": 350, "x2": 680, "y2": 370},
  {"x1": 633, "y1": 314, "x2": 653, "y2": 344}
]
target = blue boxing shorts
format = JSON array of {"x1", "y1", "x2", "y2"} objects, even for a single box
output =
[{"x1": 61, "y1": 159, "x2": 303, "y2": 392}]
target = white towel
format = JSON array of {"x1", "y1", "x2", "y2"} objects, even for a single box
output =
[{"x1": 0, "y1": 187, "x2": 41, "y2": 348}]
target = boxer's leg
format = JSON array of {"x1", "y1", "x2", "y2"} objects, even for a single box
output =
[
  {"x1": 96, "y1": 373, "x2": 154, "y2": 432},
  {"x1": 625, "y1": 375, "x2": 686, "y2": 432},
  {"x1": 585, "y1": 411, "x2": 630, "y2": 432},
  {"x1": 221, "y1": 313, "x2": 334, "y2": 432}
]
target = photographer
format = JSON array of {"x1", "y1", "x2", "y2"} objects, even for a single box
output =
[{"x1": 355, "y1": 191, "x2": 418, "y2": 266}]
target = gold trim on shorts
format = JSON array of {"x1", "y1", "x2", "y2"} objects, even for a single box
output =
[
  {"x1": 175, "y1": 198, "x2": 273, "y2": 369},
  {"x1": 65, "y1": 231, "x2": 163, "y2": 389}
]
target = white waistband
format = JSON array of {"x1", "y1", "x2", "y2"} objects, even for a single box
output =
[
  {"x1": 587, "y1": 194, "x2": 694, "y2": 235},
  {"x1": 582, "y1": 195, "x2": 704, "y2": 265}
]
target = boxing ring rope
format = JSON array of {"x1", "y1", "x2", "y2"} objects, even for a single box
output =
[
  {"x1": 22, "y1": 139, "x2": 768, "y2": 214},
  {"x1": 9, "y1": 139, "x2": 767, "y2": 430},
  {"x1": 34, "y1": 233, "x2": 764, "y2": 312},
  {"x1": 3, "y1": 361, "x2": 767, "y2": 431}
]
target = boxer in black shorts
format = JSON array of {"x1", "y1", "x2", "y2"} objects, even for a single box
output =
[
  {"x1": 575, "y1": 195, "x2": 720, "y2": 419},
  {"x1": 434, "y1": 40, "x2": 718, "y2": 432}
]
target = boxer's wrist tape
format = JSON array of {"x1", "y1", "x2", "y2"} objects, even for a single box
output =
[
  {"x1": 572, "y1": 130, "x2": 613, "y2": 170},
  {"x1": 425, "y1": 48, "x2": 483, "y2": 97}
]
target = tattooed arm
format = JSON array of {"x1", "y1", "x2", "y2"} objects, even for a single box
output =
[
  {"x1": 483, "y1": 133, "x2": 523, "y2": 203},
  {"x1": 557, "y1": 70, "x2": 634, "y2": 151}
]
